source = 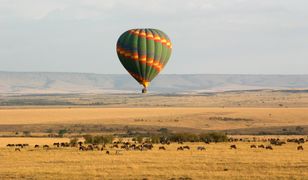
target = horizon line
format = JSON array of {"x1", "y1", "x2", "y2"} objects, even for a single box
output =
[{"x1": 0, "y1": 70, "x2": 308, "y2": 76}]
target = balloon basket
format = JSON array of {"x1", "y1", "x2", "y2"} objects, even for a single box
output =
[{"x1": 142, "y1": 88, "x2": 147, "y2": 94}]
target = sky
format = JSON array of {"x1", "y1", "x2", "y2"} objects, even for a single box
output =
[{"x1": 0, "y1": 0, "x2": 307, "y2": 74}]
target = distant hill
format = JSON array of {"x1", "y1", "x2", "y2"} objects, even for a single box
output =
[{"x1": 0, "y1": 71, "x2": 308, "y2": 94}]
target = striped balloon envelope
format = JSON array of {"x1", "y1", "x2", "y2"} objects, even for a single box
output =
[{"x1": 116, "y1": 28, "x2": 172, "y2": 93}]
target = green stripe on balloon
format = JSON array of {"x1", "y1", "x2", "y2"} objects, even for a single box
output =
[{"x1": 116, "y1": 28, "x2": 172, "y2": 90}]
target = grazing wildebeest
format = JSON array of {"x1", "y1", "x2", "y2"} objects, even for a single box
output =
[
  {"x1": 177, "y1": 147, "x2": 184, "y2": 151},
  {"x1": 298, "y1": 138, "x2": 305, "y2": 144},
  {"x1": 15, "y1": 144, "x2": 23, "y2": 148},
  {"x1": 43, "y1": 145, "x2": 49, "y2": 149},
  {"x1": 143, "y1": 143, "x2": 153, "y2": 150},
  {"x1": 94, "y1": 145, "x2": 100, "y2": 151},
  {"x1": 121, "y1": 145, "x2": 127, "y2": 149},
  {"x1": 15, "y1": 148, "x2": 21, "y2": 151},
  {"x1": 230, "y1": 145, "x2": 237, "y2": 149},
  {"x1": 197, "y1": 146, "x2": 206, "y2": 151},
  {"x1": 23, "y1": 144, "x2": 29, "y2": 147},
  {"x1": 78, "y1": 141, "x2": 83, "y2": 146},
  {"x1": 250, "y1": 145, "x2": 257, "y2": 148},
  {"x1": 159, "y1": 146, "x2": 166, "y2": 150},
  {"x1": 79, "y1": 146, "x2": 86, "y2": 151},
  {"x1": 266, "y1": 145, "x2": 273, "y2": 150},
  {"x1": 183, "y1": 146, "x2": 190, "y2": 150},
  {"x1": 7, "y1": 144, "x2": 14, "y2": 147},
  {"x1": 258, "y1": 145, "x2": 265, "y2": 148},
  {"x1": 87, "y1": 145, "x2": 94, "y2": 151},
  {"x1": 53, "y1": 142, "x2": 60, "y2": 147},
  {"x1": 112, "y1": 144, "x2": 119, "y2": 148},
  {"x1": 101, "y1": 147, "x2": 104, "y2": 151},
  {"x1": 297, "y1": 146, "x2": 304, "y2": 151},
  {"x1": 106, "y1": 150, "x2": 110, "y2": 155},
  {"x1": 34, "y1": 145, "x2": 39, "y2": 148}
]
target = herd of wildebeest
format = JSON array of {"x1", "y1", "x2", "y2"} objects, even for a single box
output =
[{"x1": 4, "y1": 137, "x2": 306, "y2": 154}]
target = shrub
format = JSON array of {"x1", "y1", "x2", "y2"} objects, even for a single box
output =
[
  {"x1": 45, "y1": 128, "x2": 53, "y2": 133},
  {"x1": 150, "y1": 135, "x2": 161, "y2": 143},
  {"x1": 199, "y1": 132, "x2": 228, "y2": 142},
  {"x1": 83, "y1": 134, "x2": 93, "y2": 144},
  {"x1": 70, "y1": 137, "x2": 78, "y2": 145},
  {"x1": 157, "y1": 128, "x2": 169, "y2": 134},
  {"x1": 58, "y1": 129, "x2": 68, "y2": 137},
  {"x1": 168, "y1": 133, "x2": 199, "y2": 142},
  {"x1": 83, "y1": 134, "x2": 113, "y2": 144},
  {"x1": 23, "y1": 131, "x2": 31, "y2": 137},
  {"x1": 136, "y1": 136, "x2": 143, "y2": 143}
]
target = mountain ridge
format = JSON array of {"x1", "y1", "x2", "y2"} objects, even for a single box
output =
[{"x1": 1, "y1": 71, "x2": 308, "y2": 94}]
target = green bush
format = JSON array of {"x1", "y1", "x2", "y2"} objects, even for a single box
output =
[
  {"x1": 23, "y1": 131, "x2": 31, "y2": 137},
  {"x1": 199, "y1": 132, "x2": 228, "y2": 142},
  {"x1": 83, "y1": 134, "x2": 113, "y2": 144},
  {"x1": 58, "y1": 129, "x2": 68, "y2": 137},
  {"x1": 150, "y1": 135, "x2": 161, "y2": 143},
  {"x1": 70, "y1": 137, "x2": 78, "y2": 145},
  {"x1": 168, "y1": 133, "x2": 199, "y2": 142},
  {"x1": 136, "y1": 136, "x2": 143, "y2": 143}
]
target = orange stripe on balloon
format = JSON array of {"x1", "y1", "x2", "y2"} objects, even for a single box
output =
[{"x1": 117, "y1": 45, "x2": 164, "y2": 71}]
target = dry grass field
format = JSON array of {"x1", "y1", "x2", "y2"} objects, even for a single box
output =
[
  {"x1": 0, "y1": 107, "x2": 307, "y2": 133},
  {"x1": 0, "y1": 138, "x2": 307, "y2": 180},
  {"x1": 0, "y1": 92, "x2": 307, "y2": 179}
]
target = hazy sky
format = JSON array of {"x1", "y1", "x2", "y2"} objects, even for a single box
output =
[{"x1": 0, "y1": 0, "x2": 307, "y2": 74}]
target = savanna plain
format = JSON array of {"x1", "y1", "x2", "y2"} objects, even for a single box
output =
[{"x1": 0, "y1": 90, "x2": 307, "y2": 179}]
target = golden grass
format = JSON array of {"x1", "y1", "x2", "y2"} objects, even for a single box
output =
[
  {"x1": 0, "y1": 140, "x2": 306, "y2": 179},
  {"x1": 0, "y1": 137, "x2": 69, "y2": 147},
  {"x1": 0, "y1": 107, "x2": 307, "y2": 130}
]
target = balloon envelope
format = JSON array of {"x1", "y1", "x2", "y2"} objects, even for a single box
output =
[{"x1": 116, "y1": 28, "x2": 172, "y2": 92}]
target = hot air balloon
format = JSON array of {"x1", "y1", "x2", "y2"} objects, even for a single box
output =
[{"x1": 116, "y1": 28, "x2": 172, "y2": 93}]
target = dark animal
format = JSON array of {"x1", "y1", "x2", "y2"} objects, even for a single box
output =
[
  {"x1": 143, "y1": 143, "x2": 153, "y2": 150},
  {"x1": 183, "y1": 146, "x2": 190, "y2": 150},
  {"x1": 197, "y1": 146, "x2": 206, "y2": 151},
  {"x1": 15, "y1": 148, "x2": 21, "y2": 151},
  {"x1": 250, "y1": 145, "x2": 257, "y2": 148},
  {"x1": 266, "y1": 146, "x2": 273, "y2": 150},
  {"x1": 230, "y1": 145, "x2": 237, "y2": 149},
  {"x1": 106, "y1": 150, "x2": 110, "y2": 155},
  {"x1": 177, "y1": 147, "x2": 184, "y2": 151},
  {"x1": 43, "y1": 145, "x2": 49, "y2": 149},
  {"x1": 159, "y1": 146, "x2": 166, "y2": 150},
  {"x1": 79, "y1": 146, "x2": 86, "y2": 151},
  {"x1": 94, "y1": 145, "x2": 100, "y2": 151},
  {"x1": 34, "y1": 145, "x2": 39, "y2": 148},
  {"x1": 78, "y1": 141, "x2": 83, "y2": 146},
  {"x1": 258, "y1": 145, "x2": 265, "y2": 148},
  {"x1": 53, "y1": 142, "x2": 60, "y2": 147},
  {"x1": 15, "y1": 144, "x2": 23, "y2": 148},
  {"x1": 297, "y1": 146, "x2": 304, "y2": 151},
  {"x1": 87, "y1": 145, "x2": 94, "y2": 151}
]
